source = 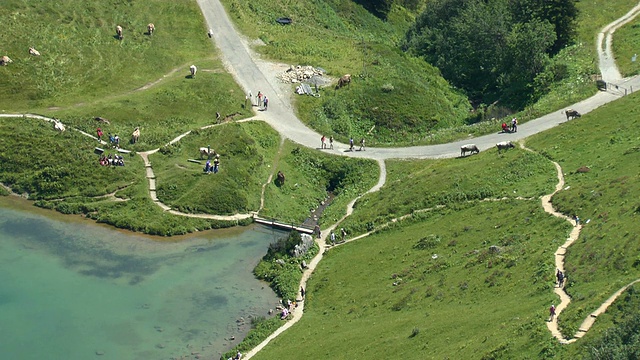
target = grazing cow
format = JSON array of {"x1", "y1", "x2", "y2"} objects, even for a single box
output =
[
  {"x1": 565, "y1": 109, "x2": 581, "y2": 120},
  {"x1": 28, "y1": 47, "x2": 41, "y2": 56},
  {"x1": 116, "y1": 25, "x2": 123, "y2": 40},
  {"x1": 496, "y1": 141, "x2": 515, "y2": 152},
  {"x1": 131, "y1": 127, "x2": 140, "y2": 143},
  {"x1": 276, "y1": 170, "x2": 286, "y2": 185},
  {"x1": 95, "y1": 116, "x2": 111, "y2": 125},
  {"x1": 0, "y1": 56, "x2": 13, "y2": 66},
  {"x1": 147, "y1": 23, "x2": 155, "y2": 35},
  {"x1": 199, "y1": 146, "x2": 215, "y2": 159},
  {"x1": 54, "y1": 120, "x2": 66, "y2": 132},
  {"x1": 460, "y1": 144, "x2": 480, "y2": 157},
  {"x1": 190, "y1": 65, "x2": 197, "y2": 78},
  {"x1": 336, "y1": 74, "x2": 351, "y2": 89}
]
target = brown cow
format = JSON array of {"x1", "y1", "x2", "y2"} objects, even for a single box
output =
[
  {"x1": 276, "y1": 171, "x2": 286, "y2": 185},
  {"x1": 565, "y1": 109, "x2": 581, "y2": 120},
  {"x1": 147, "y1": 23, "x2": 155, "y2": 35},
  {"x1": 336, "y1": 74, "x2": 351, "y2": 89}
]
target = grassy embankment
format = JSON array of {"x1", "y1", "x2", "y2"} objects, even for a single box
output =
[
  {"x1": 248, "y1": 89, "x2": 640, "y2": 359},
  {"x1": 260, "y1": 140, "x2": 380, "y2": 225}
]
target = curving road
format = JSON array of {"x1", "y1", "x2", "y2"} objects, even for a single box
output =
[{"x1": 197, "y1": 0, "x2": 640, "y2": 160}]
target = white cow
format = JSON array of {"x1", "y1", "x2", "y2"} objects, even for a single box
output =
[
  {"x1": 29, "y1": 47, "x2": 41, "y2": 56},
  {"x1": 132, "y1": 127, "x2": 140, "y2": 143},
  {"x1": 116, "y1": 25, "x2": 123, "y2": 40},
  {"x1": 460, "y1": 144, "x2": 479, "y2": 157},
  {"x1": 147, "y1": 23, "x2": 155, "y2": 35},
  {"x1": 54, "y1": 120, "x2": 66, "y2": 132},
  {"x1": 0, "y1": 55, "x2": 13, "y2": 66}
]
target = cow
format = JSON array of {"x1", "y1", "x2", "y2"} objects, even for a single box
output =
[
  {"x1": 496, "y1": 141, "x2": 515, "y2": 152},
  {"x1": 565, "y1": 109, "x2": 581, "y2": 120},
  {"x1": 276, "y1": 170, "x2": 286, "y2": 186},
  {"x1": 0, "y1": 56, "x2": 13, "y2": 66},
  {"x1": 199, "y1": 146, "x2": 215, "y2": 159},
  {"x1": 147, "y1": 23, "x2": 155, "y2": 35},
  {"x1": 95, "y1": 116, "x2": 111, "y2": 125},
  {"x1": 190, "y1": 65, "x2": 197, "y2": 78},
  {"x1": 116, "y1": 25, "x2": 123, "y2": 40},
  {"x1": 336, "y1": 74, "x2": 351, "y2": 89},
  {"x1": 54, "y1": 120, "x2": 66, "y2": 132},
  {"x1": 28, "y1": 47, "x2": 41, "y2": 56},
  {"x1": 131, "y1": 127, "x2": 140, "y2": 144},
  {"x1": 460, "y1": 144, "x2": 479, "y2": 157}
]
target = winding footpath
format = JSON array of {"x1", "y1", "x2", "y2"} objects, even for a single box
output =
[{"x1": 2, "y1": 1, "x2": 640, "y2": 355}]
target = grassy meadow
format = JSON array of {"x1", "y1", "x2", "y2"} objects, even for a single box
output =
[
  {"x1": 260, "y1": 140, "x2": 379, "y2": 224},
  {"x1": 254, "y1": 200, "x2": 571, "y2": 359},
  {"x1": 340, "y1": 147, "x2": 557, "y2": 235},
  {"x1": 525, "y1": 91, "x2": 640, "y2": 343},
  {"x1": 0, "y1": 0, "x2": 213, "y2": 111},
  {"x1": 150, "y1": 121, "x2": 280, "y2": 215}
]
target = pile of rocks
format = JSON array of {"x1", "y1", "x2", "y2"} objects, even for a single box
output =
[{"x1": 278, "y1": 65, "x2": 325, "y2": 83}]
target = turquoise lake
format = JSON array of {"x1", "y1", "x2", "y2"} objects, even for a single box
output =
[{"x1": 0, "y1": 199, "x2": 284, "y2": 360}]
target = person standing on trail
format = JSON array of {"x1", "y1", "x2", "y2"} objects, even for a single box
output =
[
  {"x1": 264, "y1": 96, "x2": 268, "y2": 110},
  {"x1": 330, "y1": 231, "x2": 336, "y2": 244},
  {"x1": 349, "y1": 137, "x2": 354, "y2": 151},
  {"x1": 257, "y1": 91, "x2": 263, "y2": 109},
  {"x1": 511, "y1": 117, "x2": 518, "y2": 132},
  {"x1": 329, "y1": 136, "x2": 334, "y2": 149},
  {"x1": 574, "y1": 215, "x2": 580, "y2": 226},
  {"x1": 556, "y1": 269, "x2": 564, "y2": 288},
  {"x1": 549, "y1": 304, "x2": 556, "y2": 322},
  {"x1": 359, "y1": 138, "x2": 366, "y2": 151},
  {"x1": 300, "y1": 287, "x2": 305, "y2": 299}
]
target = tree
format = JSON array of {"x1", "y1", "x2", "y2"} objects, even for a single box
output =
[
  {"x1": 510, "y1": 0, "x2": 578, "y2": 54},
  {"x1": 403, "y1": 0, "x2": 561, "y2": 108}
]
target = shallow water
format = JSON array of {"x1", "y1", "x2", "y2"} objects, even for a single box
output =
[{"x1": 0, "y1": 199, "x2": 283, "y2": 360}]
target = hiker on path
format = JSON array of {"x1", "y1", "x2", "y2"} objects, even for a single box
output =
[
  {"x1": 314, "y1": 225, "x2": 321, "y2": 239},
  {"x1": 330, "y1": 231, "x2": 336, "y2": 245},
  {"x1": 349, "y1": 137, "x2": 354, "y2": 151},
  {"x1": 574, "y1": 215, "x2": 580, "y2": 226},
  {"x1": 257, "y1": 92, "x2": 263, "y2": 108},
  {"x1": 321, "y1": 135, "x2": 326, "y2": 149},
  {"x1": 556, "y1": 269, "x2": 565, "y2": 288},
  {"x1": 511, "y1": 117, "x2": 518, "y2": 132},
  {"x1": 329, "y1": 136, "x2": 334, "y2": 149},
  {"x1": 549, "y1": 304, "x2": 556, "y2": 322},
  {"x1": 264, "y1": 96, "x2": 268, "y2": 110},
  {"x1": 341, "y1": 227, "x2": 347, "y2": 241},
  {"x1": 300, "y1": 287, "x2": 305, "y2": 299},
  {"x1": 359, "y1": 138, "x2": 366, "y2": 151}
]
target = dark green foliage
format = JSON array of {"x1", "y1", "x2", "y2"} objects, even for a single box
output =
[
  {"x1": 511, "y1": 0, "x2": 578, "y2": 54},
  {"x1": 265, "y1": 231, "x2": 303, "y2": 260},
  {"x1": 403, "y1": 0, "x2": 576, "y2": 108},
  {"x1": 254, "y1": 231, "x2": 318, "y2": 300},
  {"x1": 353, "y1": 0, "x2": 393, "y2": 19}
]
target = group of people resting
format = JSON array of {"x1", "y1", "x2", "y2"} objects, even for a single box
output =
[
  {"x1": 203, "y1": 155, "x2": 220, "y2": 174},
  {"x1": 501, "y1": 117, "x2": 518, "y2": 133},
  {"x1": 99, "y1": 154, "x2": 125, "y2": 167}
]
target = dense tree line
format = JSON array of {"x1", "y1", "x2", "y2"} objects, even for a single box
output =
[{"x1": 402, "y1": 0, "x2": 578, "y2": 108}]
